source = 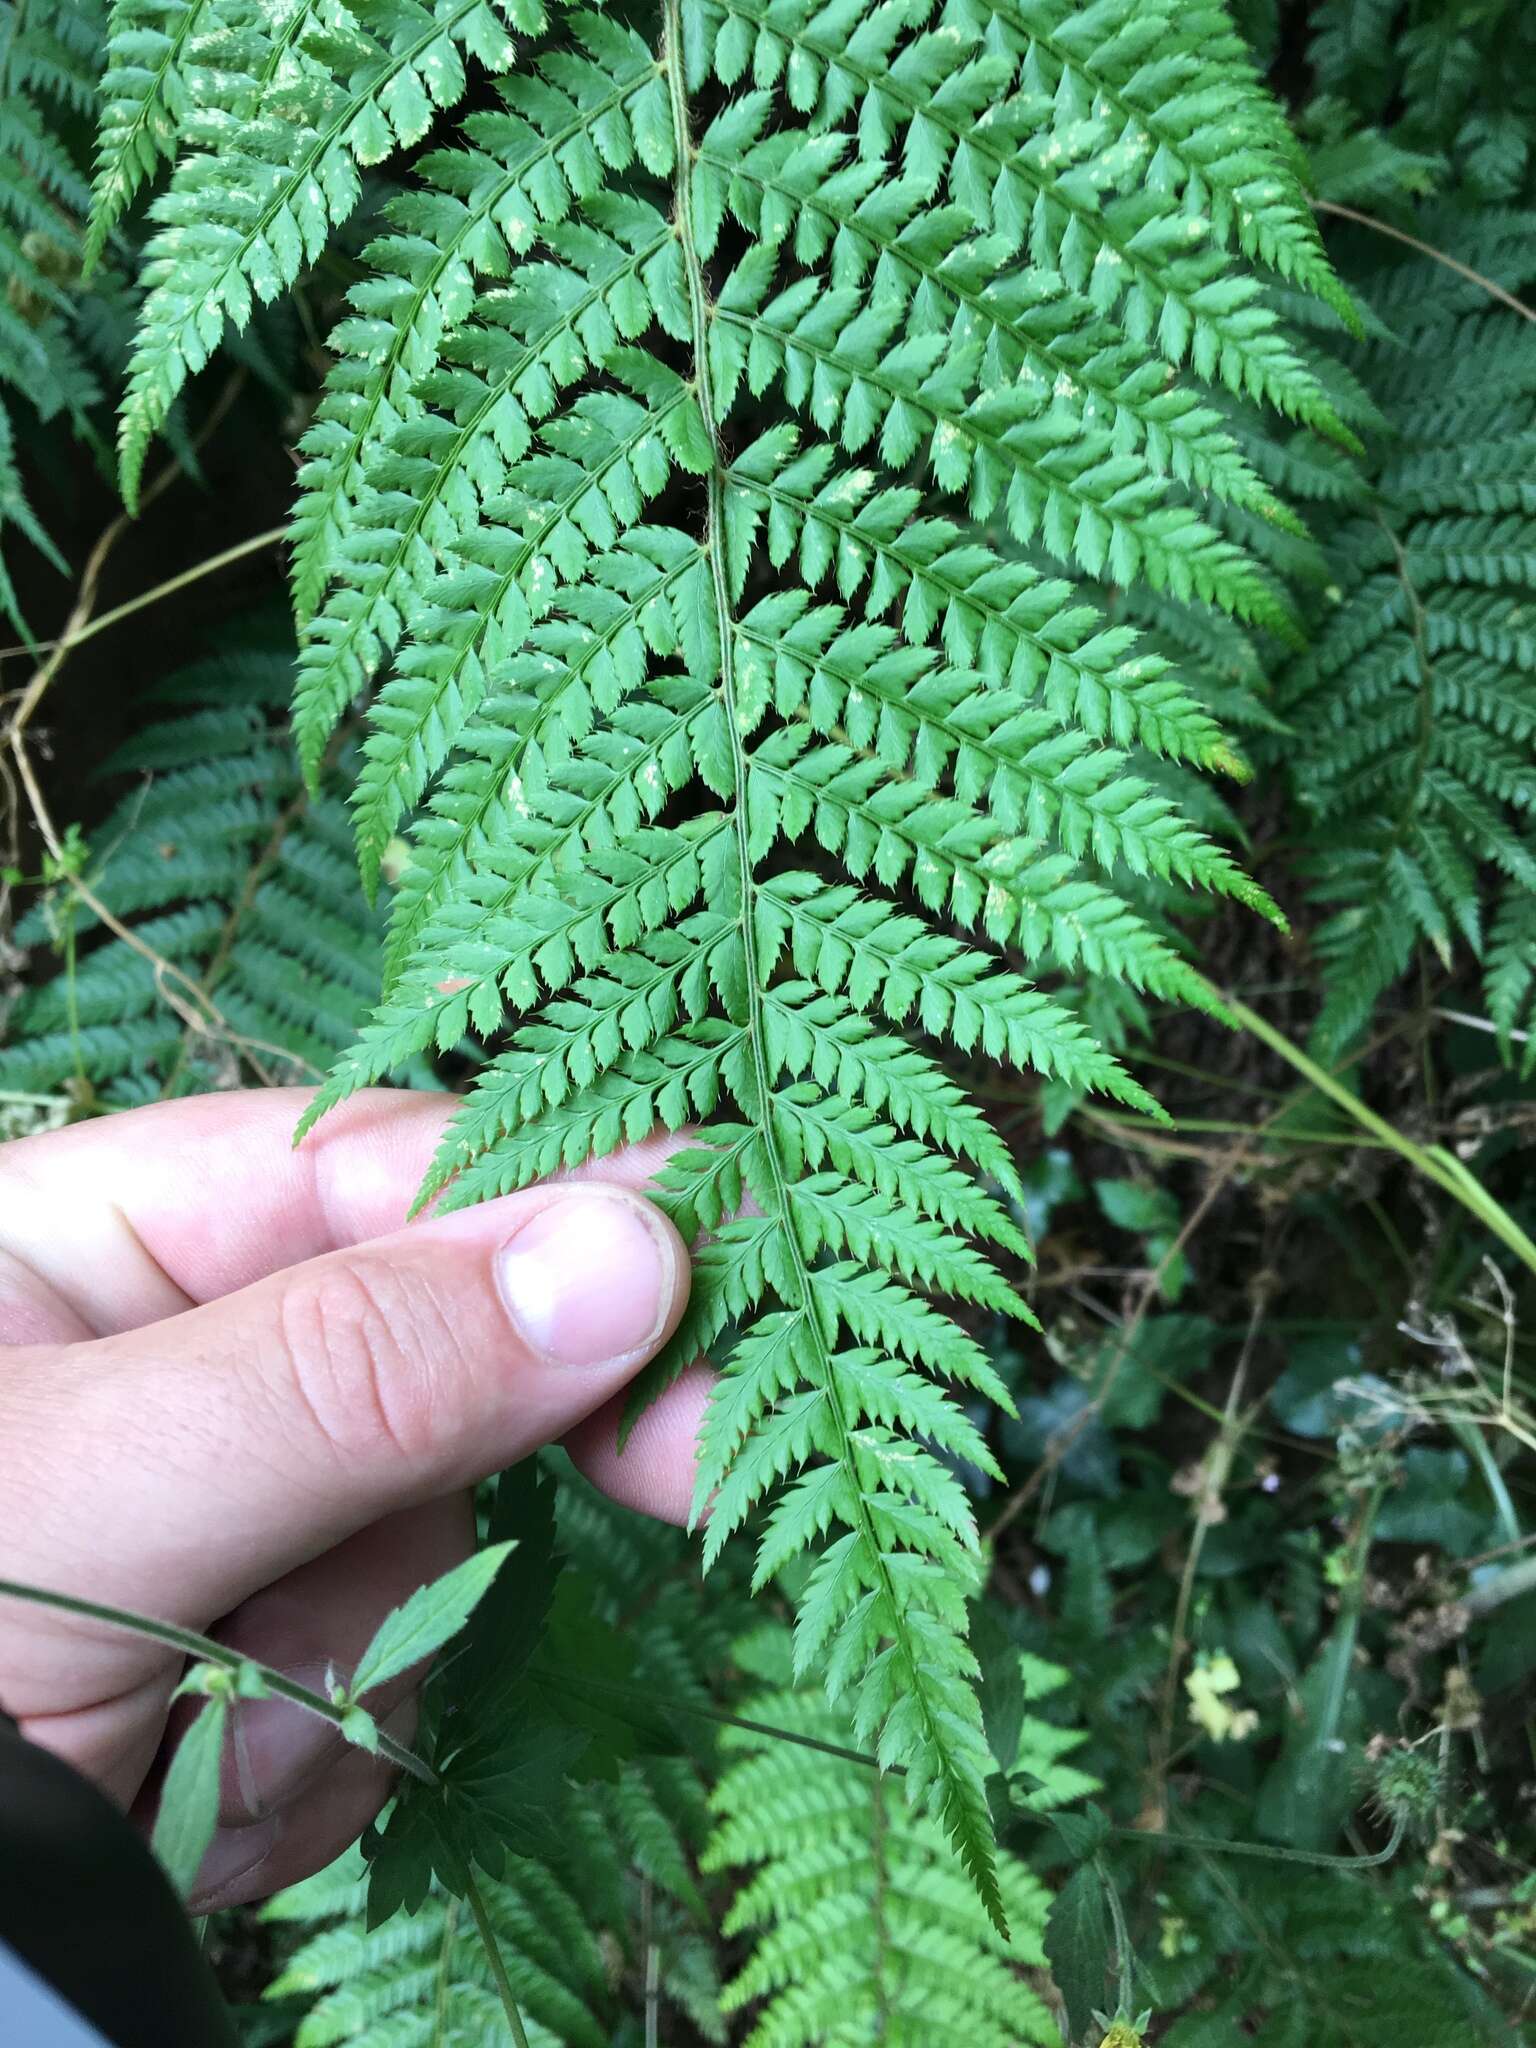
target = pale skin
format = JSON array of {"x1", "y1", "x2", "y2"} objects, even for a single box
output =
[{"x1": 0, "y1": 1088, "x2": 709, "y2": 1910}]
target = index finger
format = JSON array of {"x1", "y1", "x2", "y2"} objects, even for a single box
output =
[{"x1": 0, "y1": 1089, "x2": 680, "y2": 1339}]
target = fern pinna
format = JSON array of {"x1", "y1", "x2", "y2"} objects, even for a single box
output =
[{"x1": 97, "y1": 0, "x2": 1349, "y2": 1916}]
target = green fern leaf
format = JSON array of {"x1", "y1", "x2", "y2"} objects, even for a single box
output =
[
  {"x1": 86, "y1": 0, "x2": 218, "y2": 270},
  {"x1": 704, "y1": 1622, "x2": 1065, "y2": 2048},
  {"x1": 1280, "y1": 204, "x2": 1536, "y2": 1054}
]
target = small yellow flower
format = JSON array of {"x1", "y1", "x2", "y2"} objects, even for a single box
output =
[{"x1": 1185, "y1": 1652, "x2": 1259, "y2": 1744}]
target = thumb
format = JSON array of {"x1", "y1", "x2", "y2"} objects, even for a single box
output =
[{"x1": 2, "y1": 1183, "x2": 688, "y2": 1666}]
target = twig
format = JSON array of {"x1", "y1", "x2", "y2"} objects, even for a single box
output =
[
  {"x1": 157, "y1": 776, "x2": 325, "y2": 1098},
  {"x1": 1149, "y1": 1281, "x2": 1272, "y2": 1818},
  {"x1": 641, "y1": 1875, "x2": 660, "y2": 2048},
  {"x1": 0, "y1": 381, "x2": 313, "y2": 1092},
  {"x1": 7, "y1": 737, "x2": 302, "y2": 1086},
  {"x1": 0, "y1": 527, "x2": 285, "y2": 667},
  {"x1": 1312, "y1": 198, "x2": 1536, "y2": 325}
]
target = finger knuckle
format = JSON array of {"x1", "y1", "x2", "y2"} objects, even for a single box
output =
[{"x1": 272, "y1": 1255, "x2": 454, "y2": 1471}]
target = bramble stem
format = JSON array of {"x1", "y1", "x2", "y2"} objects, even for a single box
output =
[
  {"x1": 1114, "y1": 1812, "x2": 1407, "y2": 1871},
  {"x1": 0, "y1": 1576, "x2": 437, "y2": 1787}
]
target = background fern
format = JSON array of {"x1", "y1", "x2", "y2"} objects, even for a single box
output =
[
  {"x1": 0, "y1": 0, "x2": 110, "y2": 632},
  {"x1": 705, "y1": 1621, "x2": 1073, "y2": 2048},
  {"x1": 1274, "y1": 23, "x2": 1536, "y2": 1060},
  {"x1": 3, "y1": 622, "x2": 391, "y2": 1104}
]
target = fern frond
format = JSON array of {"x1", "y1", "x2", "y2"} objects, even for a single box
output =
[
  {"x1": 287, "y1": 13, "x2": 670, "y2": 628},
  {"x1": 1279, "y1": 201, "x2": 1536, "y2": 1054},
  {"x1": 0, "y1": 636, "x2": 385, "y2": 1102},
  {"x1": 272, "y1": 0, "x2": 1350, "y2": 1918},
  {"x1": 704, "y1": 1623, "x2": 1062, "y2": 2048},
  {"x1": 267, "y1": 1845, "x2": 613, "y2": 2047},
  {"x1": 86, "y1": 0, "x2": 217, "y2": 269},
  {"x1": 0, "y1": 0, "x2": 109, "y2": 628}
]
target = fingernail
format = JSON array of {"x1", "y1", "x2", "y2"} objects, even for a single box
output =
[
  {"x1": 496, "y1": 1191, "x2": 673, "y2": 1368},
  {"x1": 188, "y1": 1813, "x2": 280, "y2": 1912}
]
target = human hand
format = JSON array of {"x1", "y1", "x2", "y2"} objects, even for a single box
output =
[{"x1": 0, "y1": 1089, "x2": 707, "y2": 1909}]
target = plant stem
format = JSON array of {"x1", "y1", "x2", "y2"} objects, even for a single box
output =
[
  {"x1": 1228, "y1": 997, "x2": 1536, "y2": 1278},
  {"x1": 1312, "y1": 198, "x2": 1536, "y2": 324},
  {"x1": 0, "y1": 527, "x2": 285, "y2": 665},
  {"x1": 641, "y1": 1875, "x2": 660, "y2": 2048},
  {"x1": 534, "y1": 1659, "x2": 1410, "y2": 1874},
  {"x1": 870, "y1": 1771, "x2": 891, "y2": 2039},
  {"x1": 1463, "y1": 1552, "x2": 1536, "y2": 1618},
  {"x1": 528, "y1": 1660, "x2": 893, "y2": 1773},
  {"x1": 0, "y1": 1576, "x2": 438, "y2": 1786},
  {"x1": 462, "y1": 1866, "x2": 532, "y2": 2048},
  {"x1": 1150, "y1": 1284, "x2": 1270, "y2": 1816},
  {"x1": 660, "y1": 0, "x2": 996, "y2": 1914},
  {"x1": 434, "y1": 1899, "x2": 460, "y2": 2041},
  {"x1": 1100, "y1": 1859, "x2": 1136, "y2": 2015},
  {"x1": 1113, "y1": 1812, "x2": 1406, "y2": 1870}
]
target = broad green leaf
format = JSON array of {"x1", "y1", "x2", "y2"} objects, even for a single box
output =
[
  {"x1": 450, "y1": 1461, "x2": 562, "y2": 1721},
  {"x1": 1045, "y1": 1858, "x2": 1114, "y2": 2045},
  {"x1": 972, "y1": 1601, "x2": 1027, "y2": 1775}
]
